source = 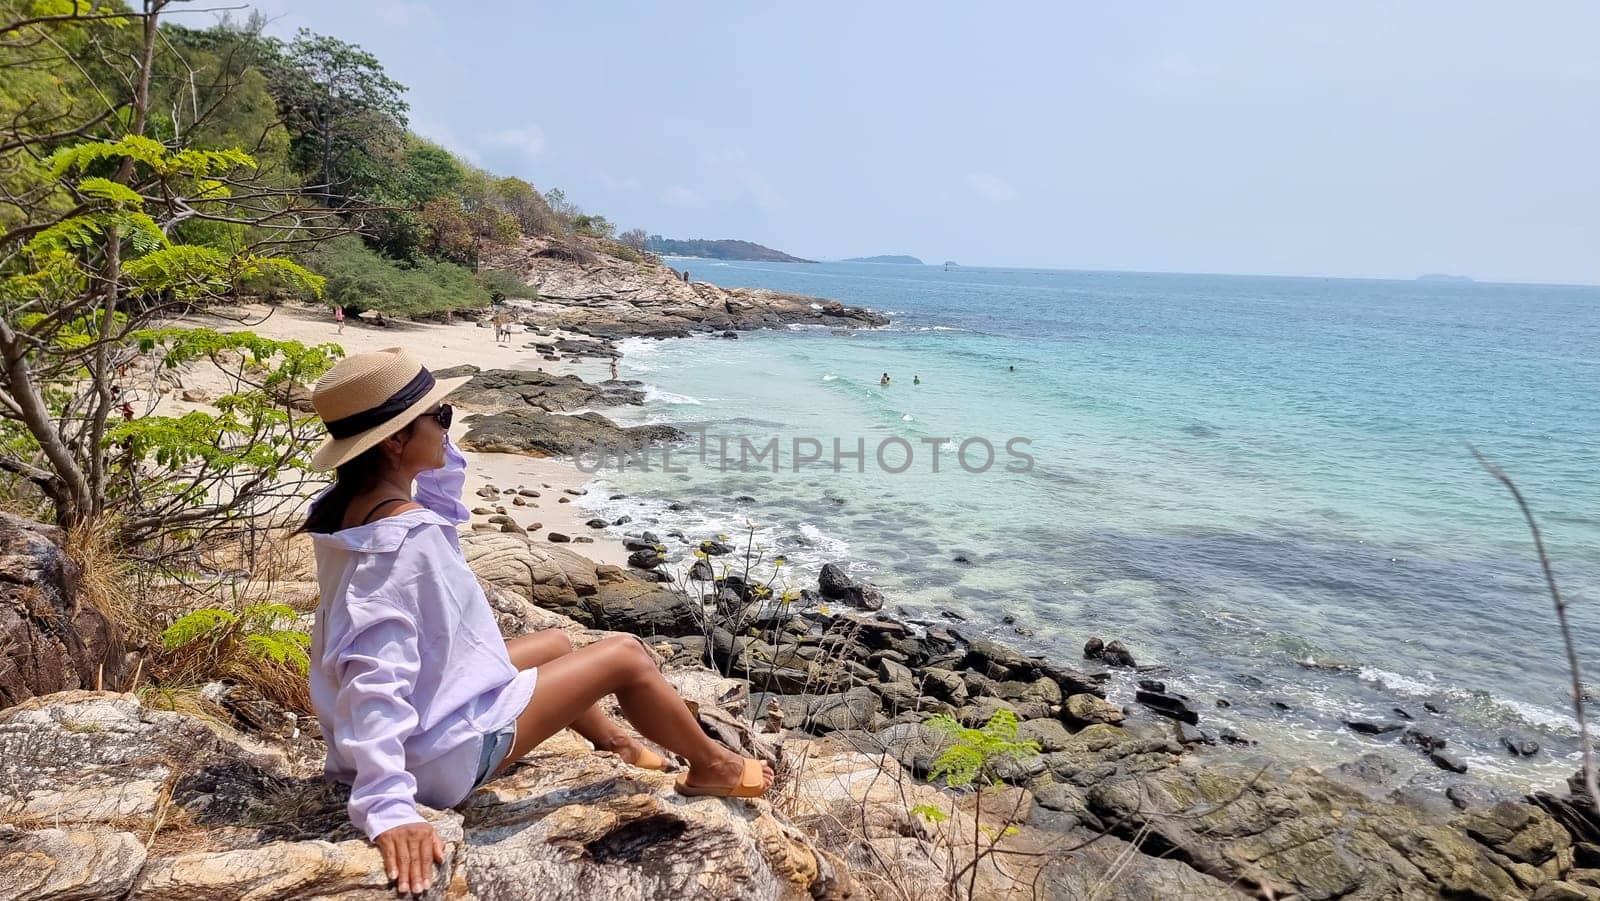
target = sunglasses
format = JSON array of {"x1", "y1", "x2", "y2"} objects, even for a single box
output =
[{"x1": 420, "y1": 403, "x2": 453, "y2": 430}]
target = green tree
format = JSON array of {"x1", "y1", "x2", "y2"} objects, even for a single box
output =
[
  {"x1": 618, "y1": 228, "x2": 649, "y2": 252},
  {"x1": 264, "y1": 27, "x2": 408, "y2": 206},
  {"x1": 399, "y1": 136, "x2": 464, "y2": 206},
  {"x1": 0, "y1": 3, "x2": 331, "y2": 546},
  {"x1": 572, "y1": 212, "x2": 614, "y2": 240},
  {"x1": 489, "y1": 175, "x2": 561, "y2": 236}
]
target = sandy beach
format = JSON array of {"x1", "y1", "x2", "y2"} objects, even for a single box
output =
[{"x1": 162, "y1": 303, "x2": 630, "y2": 565}]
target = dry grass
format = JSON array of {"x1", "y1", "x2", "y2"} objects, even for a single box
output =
[
  {"x1": 66, "y1": 513, "x2": 141, "y2": 632},
  {"x1": 68, "y1": 515, "x2": 318, "y2": 716}
]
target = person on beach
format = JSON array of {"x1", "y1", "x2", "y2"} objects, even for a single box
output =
[
  {"x1": 609, "y1": 357, "x2": 619, "y2": 381},
  {"x1": 300, "y1": 348, "x2": 773, "y2": 895},
  {"x1": 334, "y1": 304, "x2": 345, "y2": 335}
]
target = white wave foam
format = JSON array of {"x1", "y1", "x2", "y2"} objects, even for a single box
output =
[
  {"x1": 1360, "y1": 667, "x2": 1580, "y2": 733},
  {"x1": 902, "y1": 414, "x2": 914, "y2": 421},
  {"x1": 1357, "y1": 666, "x2": 1436, "y2": 697},
  {"x1": 1497, "y1": 697, "x2": 1581, "y2": 733},
  {"x1": 643, "y1": 386, "x2": 704, "y2": 405},
  {"x1": 821, "y1": 373, "x2": 840, "y2": 382},
  {"x1": 797, "y1": 522, "x2": 851, "y2": 560},
  {"x1": 810, "y1": 302, "x2": 823, "y2": 310}
]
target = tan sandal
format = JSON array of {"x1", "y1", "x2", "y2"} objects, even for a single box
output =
[
  {"x1": 674, "y1": 758, "x2": 768, "y2": 798},
  {"x1": 631, "y1": 747, "x2": 670, "y2": 772}
]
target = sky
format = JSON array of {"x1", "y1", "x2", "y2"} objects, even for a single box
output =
[{"x1": 218, "y1": 1, "x2": 1600, "y2": 284}]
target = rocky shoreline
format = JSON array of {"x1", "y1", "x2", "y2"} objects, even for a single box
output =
[
  {"x1": 7, "y1": 494, "x2": 1600, "y2": 898},
  {"x1": 402, "y1": 334, "x2": 1600, "y2": 897},
  {"x1": 483, "y1": 235, "x2": 888, "y2": 340}
]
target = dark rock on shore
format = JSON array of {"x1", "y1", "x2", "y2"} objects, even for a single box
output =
[
  {"x1": 1404, "y1": 728, "x2": 1448, "y2": 751},
  {"x1": 627, "y1": 548, "x2": 665, "y2": 570},
  {"x1": 1431, "y1": 748, "x2": 1469, "y2": 773},
  {"x1": 460, "y1": 409, "x2": 683, "y2": 458},
  {"x1": 1345, "y1": 719, "x2": 1405, "y2": 735},
  {"x1": 436, "y1": 366, "x2": 644, "y2": 412},
  {"x1": 964, "y1": 639, "x2": 1107, "y2": 700},
  {"x1": 1505, "y1": 734, "x2": 1543, "y2": 757},
  {"x1": 816, "y1": 563, "x2": 884, "y2": 611},
  {"x1": 1084, "y1": 636, "x2": 1136, "y2": 667},
  {"x1": 752, "y1": 687, "x2": 878, "y2": 734},
  {"x1": 1134, "y1": 689, "x2": 1200, "y2": 725}
]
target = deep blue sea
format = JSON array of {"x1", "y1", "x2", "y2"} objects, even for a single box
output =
[{"x1": 578, "y1": 259, "x2": 1600, "y2": 789}]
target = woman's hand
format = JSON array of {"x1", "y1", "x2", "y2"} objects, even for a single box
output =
[{"x1": 374, "y1": 821, "x2": 444, "y2": 895}]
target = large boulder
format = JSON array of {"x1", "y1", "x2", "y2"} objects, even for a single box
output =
[
  {"x1": 816, "y1": 563, "x2": 883, "y2": 611},
  {"x1": 460, "y1": 409, "x2": 682, "y2": 459},
  {"x1": 0, "y1": 687, "x2": 842, "y2": 900},
  {"x1": 461, "y1": 532, "x2": 700, "y2": 637},
  {"x1": 0, "y1": 691, "x2": 293, "y2": 827},
  {"x1": 0, "y1": 826, "x2": 146, "y2": 900},
  {"x1": 751, "y1": 688, "x2": 879, "y2": 735},
  {"x1": 459, "y1": 730, "x2": 834, "y2": 900},
  {"x1": 437, "y1": 366, "x2": 645, "y2": 412},
  {"x1": 1085, "y1": 754, "x2": 1577, "y2": 899},
  {"x1": 0, "y1": 513, "x2": 126, "y2": 710}
]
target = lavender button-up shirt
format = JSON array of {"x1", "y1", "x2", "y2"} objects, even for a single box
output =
[{"x1": 308, "y1": 439, "x2": 537, "y2": 839}]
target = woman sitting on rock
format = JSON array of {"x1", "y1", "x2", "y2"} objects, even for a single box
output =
[{"x1": 300, "y1": 348, "x2": 773, "y2": 895}]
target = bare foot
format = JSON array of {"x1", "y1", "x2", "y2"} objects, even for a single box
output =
[{"x1": 681, "y1": 747, "x2": 775, "y2": 793}]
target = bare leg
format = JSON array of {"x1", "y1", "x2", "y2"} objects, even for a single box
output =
[
  {"x1": 499, "y1": 634, "x2": 773, "y2": 792},
  {"x1": 504, "y1": 630, "x2": 643, "y2": 761}
]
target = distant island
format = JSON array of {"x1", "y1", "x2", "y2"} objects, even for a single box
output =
[
  {"x1": 842, "y1": 254, "x2": 924, "y2": 265},
  {"x1": 1416, "y1": 273, "x2": 1475, "y2": 283},
  {"x1": 647, "y1": 236, "x2": 814, "y2": 263}
]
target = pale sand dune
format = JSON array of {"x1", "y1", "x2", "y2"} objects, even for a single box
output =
[{"x1": 158, "y1": 303, "x2": 630, "y2": 565}]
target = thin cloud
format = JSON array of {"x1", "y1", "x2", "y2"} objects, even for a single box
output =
[
  {"x1": 596, "y1": 170, "x2": 643, "y2": 192},
  {"x1": 967, "y1": 172, "x2": 1017, "y2": 203},
  {"x1": 487, "y1": 126, "x2": 547, "y2": 159},
  {"x1": 661, "y1": 185, "x2": 708, "y2": 208}
]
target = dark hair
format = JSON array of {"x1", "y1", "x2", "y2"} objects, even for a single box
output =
[
  {"x1": 298, "y1": 413, "x2": 432, "y2": 534},
  {"x1": 298, "y1": 446, "x2": 386, "y2": 534}
]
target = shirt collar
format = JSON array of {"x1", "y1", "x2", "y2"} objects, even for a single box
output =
[{"x1": 309, "y1": 508, "x2": 453, "y2": 553}]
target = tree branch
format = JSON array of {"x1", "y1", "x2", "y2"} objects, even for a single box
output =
[{"x1": 1471, "y1": 443, "x2": 1599, "y2": 812}]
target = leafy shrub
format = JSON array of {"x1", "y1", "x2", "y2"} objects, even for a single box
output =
[{"x1": 305, "y1": 235, "x2": 490, "y2": 316}]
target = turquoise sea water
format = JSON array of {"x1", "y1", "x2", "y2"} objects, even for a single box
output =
[{"x1": 580, "y1": 259, "x2": 1600, "y2": 789}]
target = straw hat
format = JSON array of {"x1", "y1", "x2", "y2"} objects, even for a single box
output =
[{"x1": 309, "y1": 348, "x2": 471, "y2": 471}]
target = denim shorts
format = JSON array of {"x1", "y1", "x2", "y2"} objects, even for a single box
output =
[{"x1": 470, "y1": 724, "x2": 517, "y2": 791}]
